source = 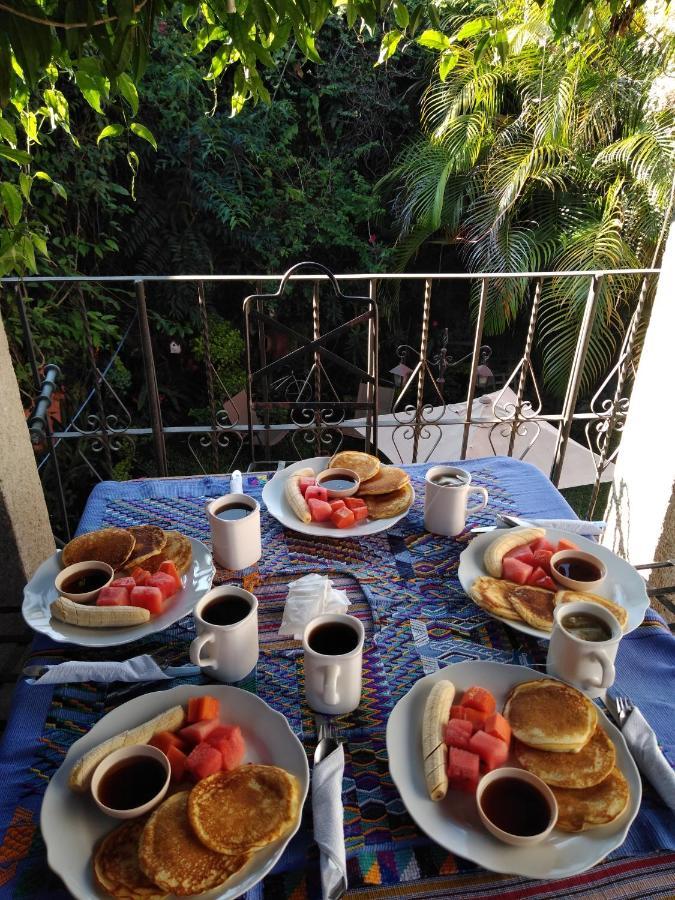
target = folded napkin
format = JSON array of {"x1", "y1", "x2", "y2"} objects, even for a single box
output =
[
  {"x1": 29, "y1": 655, "x2": 199, "y2": 685},
  {"x1": 623, "y1": 706, "x2": 675, "y2": 811},
  {"x1": 312, "y1": 744, "x2": 348, "y2": 900},
  {"x1": 527, "y1": 518, "x2": 606, "y2": 536},
  {"x1": 279, "y1": 574, "x2": 350, "y2": 640}
]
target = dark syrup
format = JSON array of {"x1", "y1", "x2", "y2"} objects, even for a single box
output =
[
  {"x1": 320, "y1": 476, "x2": 357, "y2": 491},
  {"x1": 553, "y1": 556, "x2": 602, "y2": 582},
  {"x1": 480, "y1": 777, "x2": 551, "y2": 836},
  {"x1": 202, "y1": 595, "x2": 252, "y2": 626},
  {"x1": 308, "y1": 621, "x2": 359, "y2": 655},
  {"x1": 61, "y1": 569, "x2": 109, "y2": 594},
  {"x1": 98, "y1": 756, "x2": 166, "y2": 810}
]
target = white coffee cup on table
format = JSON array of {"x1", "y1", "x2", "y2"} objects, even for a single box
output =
[
  {"x1": 546, "y1": 600, "x2": 622, "y2": 698},
  {"x1": 189, "y1": 586, "x2": 259, "y2": 682},
  {"x1": 302, "y1": 613, "x2": 365, "y2": 715},
  {"x1": 424, "y1": 465, "x2": 489, "y2": 536},
  {"x1": 207, "y1": 493, "x2": 261, "y2": 570}
]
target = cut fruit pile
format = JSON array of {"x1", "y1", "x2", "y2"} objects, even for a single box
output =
[
  {"x1": 149, "y1": 695, "x2": 246, "y2": 784},
  {"x1": 96, "y1": 560, "x2": 182, "y2": 616},
  {"x1": 443, "y1": 685, "x2": 511, "y2": 793},
  {"x1": 300, "y1": 477, "x2": 368, "y2": 528},
  {"x1": 502, "y1": 537, "x2": 578, "y2": 591}
]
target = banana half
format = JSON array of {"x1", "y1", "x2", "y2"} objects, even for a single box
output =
[
  {"x1": 422, "y1": 679, "x2": 456, "y2": 801},
  {"x1": 483, "y1": 527, "x2": 546, "y2": 577}
]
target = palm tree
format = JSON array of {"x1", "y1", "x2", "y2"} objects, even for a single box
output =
[{"x1": 381, "y1": 0, "x2": 675, "y2": 395}]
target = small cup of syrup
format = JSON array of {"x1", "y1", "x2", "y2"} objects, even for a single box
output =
[
  {"x1": 90, "y1": 744, "x2": 171, "y2": 819},
  {"x1": 550, "y1": 549, "x2": 607, "y2": 592},
  {"x1": 315, "y1": 467, "x2": 360, "y2": 498},
  {"x1": 476, "y1": 767, "x2": 557, "y2": 846},
  {"x1": 55, "y1": 560, "x2": 114, "y2": 604}
]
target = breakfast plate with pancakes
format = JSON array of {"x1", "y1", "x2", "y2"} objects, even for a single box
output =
[
  {"x1": 387, "y1": 660, "x2": 641, "y2": 879},
  {"x1": 23, "y1": 531, "x2": 214, "y2": 647},
  {"x1": 458, "y1": 526, "x2": 649, "y2": 640},
  {"x1": 41, "y1": 685, "x2": 309, "y2": 900},
  {"x1": 263, "y1": 455, "x2": 415, "y2": 537}
]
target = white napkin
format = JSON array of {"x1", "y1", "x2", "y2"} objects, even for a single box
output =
[
  {"x1": 312, "y1": 744, "x2": 348, "y2": 900},
  {"x1": 29, "y1": 654, "x2": 187, "y2": 684},
  {"x1": 279, "y1": 574, "x2": 350, "y2": 640},
  {"x1": 623, "y1": 707, "x2": 675, "y2": 811},
  {"x1": 527, "y1": 518, "x2": 606, "y2": 536}
]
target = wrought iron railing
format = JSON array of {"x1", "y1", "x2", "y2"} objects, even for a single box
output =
[{"x1": 1, "y1": 265, "x2": 661, "y2": 541}]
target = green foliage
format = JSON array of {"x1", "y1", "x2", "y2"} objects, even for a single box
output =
[
  {"x1": 192, "y1": 314, "x2": 246, "y2": 396},
  {"x1": 381, "y1": 0, "x2": 675, "y2": 395}
]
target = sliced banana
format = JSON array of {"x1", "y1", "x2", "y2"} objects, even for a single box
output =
[
  {"x1": 284, "y1": 467, "x2": 314, "y2": 524},
  {"x1": 483, "y1": 527, "x2": 546, "y2": 577},
  {"x1": 422, "y1": 679, "x2": 456, "y2": 801},
  {"x1": 50, "y1": 596, "x2": 150, "y2": 628}
]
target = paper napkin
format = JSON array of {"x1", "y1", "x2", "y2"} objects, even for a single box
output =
[
  {"x1": 623, "y1": 707, "x2": 675, "y2": 811},
  {"x1": 312, "y1": 744, "x2": 348, "y2": 900},
  {"x1": 527, "y1": 518, "x2": 606, "y2": 536},
  {"x1": 29, "y1": 655, "x2": 199, "y2": 684},
  {"x1": 279, "y1": 574, "x2": 350, "y2": 640}
]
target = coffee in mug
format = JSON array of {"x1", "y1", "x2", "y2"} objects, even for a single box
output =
[
  {"x1": 190, "y1": 586, "x2": 259, "y2": 682},
  {"x1": 207, "y1": 492, "x2": 261, "y2": 570},
  {"x1": 424, "y1": 465, "x2": 488, "y2": 537},
  {"x1": 546, "y1": 600, "x2": 622, "y2": 698},
  {"x1": 303, "y1": 614, "x2": 365, "y2": 715}
]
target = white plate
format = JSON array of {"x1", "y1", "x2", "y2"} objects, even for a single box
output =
[
  {"x1": 458, "y1": 527, "x2": 649, "y2": 640},
  {"x1": 262, "y1": 456, "x2": 414, "y2": 537},
  {"x1": 22, "y1": 538, "x2": 214, "y2": 647},
  {"x1": 41, "y1": 684, "x2": 310, "y2": 900},
  {"x1": 386, "y1": 660, "x2": 641, "y2": 880}
]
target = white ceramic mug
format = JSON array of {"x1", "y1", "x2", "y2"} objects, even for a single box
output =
[
  {"x1": 189, "y1": 586, "x2": 259, "y2": 682},
  {"x1": 546, "y1": 600, "x2": 622, "y2": 698},
  {"x1": 424, "y1": 465, "x2": 489, "y2": 536},
  {"x1": 303, "y1": 614, "x2": 365, "y2": 715},
  {"x1": 207, "y1": 493, "x2": 261, "y2": 570}
]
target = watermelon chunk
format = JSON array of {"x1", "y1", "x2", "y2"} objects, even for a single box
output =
[
  {"x1": 344, "y1": 497, "x2": 366, "y2": 511},
  {"x1": 460, "y1": 686, "x2": 496, "y2": 715},
  {"x1": 180, "y1": 718, "x2": 220, "y2": 745},
  {"x1": 450, "y1": 705, "x2": 486, "y2": 731},
  {"x1": 444, "y1": 720, "x2": 472, "y2": 750},
  {"x1": 329, "y1": 499, "x2": 346, "y2": 513},
  {"x1": 483, "y1": 713, "x2": 511, "y2": 746},
  {"x1": 308, "y1": 499, "x2": 333, "y2": 523},
  {"x1": 501, "y1": 557, "x2": 534, "y2": 585},
  {"x1": 129, "y1": 585, "x2": 163, "y2": 615},
  {"x1": 557, "y1": 538, "x2": 578, "y2": 552},
  {"x1": 166, "y1": 744, "x2": 188, "y2": 783},
  {"x1": 530, "y1": 537, "x2": 556, "y2": 553},
  {"x1": 331, "y1": 507, "x2": 355, "y2": 528},
  {"x1": 97, "y1": 585, "x2": 130, "y2": 607},
  {"x1": 527, "y1": 566, "x2": 548, "y2": 586},
  {"x1": 207, "y1": 725, "x2": 246, "y2": 771},
  {"x1": 146, "y1": 572, "x2": 177, "y2": 600},
  {"x1": 110, "y1": 577, "x2": 136, "y2": 590},
  {"x1": 305, "y1": 485, "x2": 328, "y2": 503},
  {"x1": 533, "y1": 574, "x2": 556, "y2": 591},
  {"x1": 532, "y1": 549, "x2": 553, "y2": 575},
  {"x1": 149, "y1": 730, "x2": 187, "y2": 755},
  {"x1": 159, "y1": 560, "x2": 181, "y2": 591},
  {"x1": 449, "y1": 774, "x2": 480, "y2": 793},
  {"x1": 298, "y1": 477, "x2": 316, "y2": 496},
  {"x1": 504, "y1": 545, "x2": 536, "y2": 567},
  {"x1": 468, "y1": 729, "x2": 509, "y2": 771},
  {"x1": 187, "y1": 696, "x2": 220, "y2": 723},
  {"x1": 130, "y1": 567, "x2": 150, "y2": 585},
  {"x1": 185, "y1": 742, "x2": 222, "y2": 781},
  {"x1": 447, "y1": 747, "x2": 480, "y2": 792}
]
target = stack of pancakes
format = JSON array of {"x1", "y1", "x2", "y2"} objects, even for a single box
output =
[
  {"x1": 504, "y1": 680, "x2": 630, "y2": 832},
  {"x1": 61, "y1": 525, "x2": 193, "y2": 578},
  {"x1": 329, "y1": 451, "x2": 413, "y2": 520},
  {"x1": 470, "y1": 577, "x2": 628, "y2": 633},
  {"x1": 93, "y1": 764, "x2": 299, "y2": 898}
]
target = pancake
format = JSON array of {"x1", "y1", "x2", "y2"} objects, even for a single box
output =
[
  {"x1": 188, "y1": 765, "x2": 299, "y2": 855},
  {"x1": 329, "y1": 451, "x2": 380, "y2": 482},
  {"x1": 508, "y1": 585, "x2": 556, "y2": 631},
  {"x1": 139, "y1": 792, "x2": 250, "y2": 896},
  {"x1": 503, "y1": 679, "x2": 597, "y2": 753},
  {"x1": 128, "y1": 530, "x2": 192, "y2": 576},
  {"x1": 62, "y1": 528, "x2": 135, "y2": 570},
  {"x1": 356, "y1": 466, "x2": 409, "y2": 495},
  {"x1": 514, "y1": 724, "x2": 615, "y2": 788},
  {"x1": 552, "y1": 767, "x2": 630, "y2": 832},
  {"x1": 554, "y1": 590, "x2": 628, "y2": 631},
  {"x1": 93, "y1": 819, "x2": 167, "y2": 899},
  {"x1": 123, "y1": 526, "x2": 168, "y2": 569},
  {"x1": 469, "y1": 577, "x2": 522, "y2": 621},
  {"x1": 361, "y1": 481, "x2": 413, "y2": 520}
]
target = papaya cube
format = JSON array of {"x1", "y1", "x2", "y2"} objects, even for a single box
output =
[
  {"x1": 484, "y1": 712, "x2": 511, "y2": 746},
  {"x1": 166, "y1": 744, "x2": 188, "y2": 783},
  {"x1": 149, "y1": 730, "x2": 187, "y2": 755},
  {"x1": 159, "y1": 560, "x2": 182, "y2": 591},
  {"x1": 187, "y1": 696, "x2": 220, "y2": 724}
]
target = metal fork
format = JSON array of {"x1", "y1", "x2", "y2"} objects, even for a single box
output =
[{"x1": 614, "y1": 694, "x2": 634, "y2": 728}]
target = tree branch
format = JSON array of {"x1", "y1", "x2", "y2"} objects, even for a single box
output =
[{"x1": 0, "y1": 0, "x2": 149, "y2": 30}]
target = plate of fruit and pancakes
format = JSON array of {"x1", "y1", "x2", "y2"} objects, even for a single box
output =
[{"x1": 263, "y1": 453, "x2": 415, "y2": 538}]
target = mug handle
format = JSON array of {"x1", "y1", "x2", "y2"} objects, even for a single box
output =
[
  {"x1": 466, "y1": 486, "x2": 488, "y2": 514},
  {"x1": 585, "y1": 651, "x2": 615, "y2": 689},
  {"x1": 321, "y1": 665, "x2": 340, "y2": 706},
  {"x1": 189, "y1": 633, "x2": 217, "y2": 670}
]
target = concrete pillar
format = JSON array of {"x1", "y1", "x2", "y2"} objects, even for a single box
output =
[
  {"x1": 0, "y1": 310, "x2": 55, "y2": 605},
  {"x1": 602, "y1": 223, "x2": 675, "y2": 579}
]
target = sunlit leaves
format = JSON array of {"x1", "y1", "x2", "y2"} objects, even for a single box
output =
[
  {"x1": 75, "y1": 58, "x2": 110, "y2": 114},
  {"x1": 376, "y1": 31, "x2": 403, "y2": 65},
  {"x1": 1, "y1": 181, "x2": 22, "y2": 226},
  {"x1": 417, "y1": 29, "x2": 453, "y2": 51},
  {"x1": 98, "y1": 124, "x2": 125, "y2": 144},
  {"x1": 118, "y1": 73, "x2": 139, "y2": 116},
  {"x1": 130, "y1": 122, "x2": 157, "y2": 150}
]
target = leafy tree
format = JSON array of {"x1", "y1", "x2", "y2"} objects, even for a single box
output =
[{"x1": 380, "y1": 0, "x2": 675, "y2": 394}]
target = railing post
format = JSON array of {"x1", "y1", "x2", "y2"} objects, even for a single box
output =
[
  {"x1": 312, "y1": 280, "x2": 321, "y2": 456},
  {"x1": 197, "y1": 282, "x2": 219, "y2": 471},
  {"x1": 461, "y1": 278, "x2": 488, "y2": 459},
  {"x1": 550, "y1": 274, "x2": 602, "y2": 485},
  {"x1": 412, "y1": 279, "x2": 433, "y2": 464},
  {"x1": 78, "y1": 288, "x2": 113, "y2": 475},
  {"x1": 365, "y1": 278, "x2": 377, "y2": 453},
  {"x1": 135, "y1": 279, "x2": 168, "y2": 477},
  {"x1": 372, "y1": 280, "x2": 379, "y2": 456},
  {"x1": 508, "y1": 278, "x2": 542, "y2": 456}
]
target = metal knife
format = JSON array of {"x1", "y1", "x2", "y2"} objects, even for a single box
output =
[{"x1": 23, "y1": 662, "x2": 201, "y2": 679}]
